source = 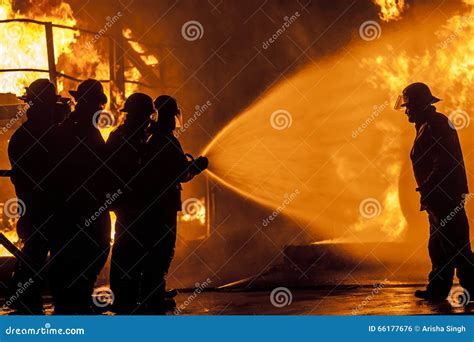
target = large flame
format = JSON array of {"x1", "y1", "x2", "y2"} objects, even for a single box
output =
[
  {"x1": 0, "y1": 0, "x2": 77, "y2": 94},
  {"x1": 373, "y1": 0, "x2": 406, "y2": 22},
  {"x1": 365, "y1": 1, "x2": 474, "y2": 111},
  {"x1": 0, "y1": 0, "x2": 155, "y2": 256},
  {"x1": 360, "y1": 0, "x2": 474, "y2": 243},
  {"x1": 0, "y1": 0, "x2": 146, "y2": 99}
]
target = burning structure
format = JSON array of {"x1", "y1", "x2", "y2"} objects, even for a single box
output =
[
  {"x1": 0, "y1": 0, "x2": 473, "y2": 295},
  {"x1": 0, "y1": 0, "x2": 212, "y2": 265}
]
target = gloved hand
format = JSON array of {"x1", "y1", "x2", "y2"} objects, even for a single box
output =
[{"x1": 189, "y1": 156, "x2": 209, "y2": 175}]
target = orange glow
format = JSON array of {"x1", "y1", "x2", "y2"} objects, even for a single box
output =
[
  {"x1": 0, "y1": 0, "x2": 76, "y2": 94},
  {"x1": 364, "y1": 4, "x2": 474, "y2": 110},
  {"x1": 110, "y1": 211, "x2": 116, "y2": 241},
  {"x1": 373, "y1": 0, "x2": 406, "y2": 22},
  {"x1": 0, "y1": 0, "x2": 156, "y2": 255},
  {"x1": 0, "y1": 230, "x2": 18, "y2": 257},
  {"x1": 202, "y1": 51, "x2": 408, "y2": 242}
]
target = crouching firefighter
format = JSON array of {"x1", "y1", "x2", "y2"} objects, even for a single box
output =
[
  {"x1": 138, "y1": 95, "x2": 208, "y2": 313},
  {"x1": 395, "y1": 82, "x2": 474, "y2": 303}
]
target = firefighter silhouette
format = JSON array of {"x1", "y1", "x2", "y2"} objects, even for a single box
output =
[
  {"x1": 136, "y1": 95, "x2": 208, "y2": 313},
  {"x1": 396, "y1": 82, "x2": 474, "y2": 302},
  {"x1": 107, "y1": 93, "x2": 155, "y2": 314},
  {"x1": 47, "y1": 79, "x2": 111, "y2": 314},
  {"x1": 7, "y1": 79, "x2": 58, "y2": 314}
]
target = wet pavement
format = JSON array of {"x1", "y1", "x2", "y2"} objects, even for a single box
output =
[
  {"x1": 1, "y1": 285, "x2": 473, "y2": 315},
  {"x1": 171, "y1": 286, "x2": 474, "y2": 315}
]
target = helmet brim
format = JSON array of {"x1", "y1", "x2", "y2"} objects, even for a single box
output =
[{"x1": 394, "y1": 95, "x2": 441, "y2": 110}]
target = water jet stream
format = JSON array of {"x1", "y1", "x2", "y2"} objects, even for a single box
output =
[
  {"x1": 202, "y1": 49, "x2": 408, "y2": 242},
  {"x1": 202, "y1": 2, "x2": 474, "y2": 244}
]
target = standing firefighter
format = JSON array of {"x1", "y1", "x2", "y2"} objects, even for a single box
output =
[
  {"x1": 396, "y1": 82, "x2": 474, "y2": 302},
  {"x1": 48, "y1": 79, "x2": 111, "y2": 314},
  {"x1": 107, "y1": 93, "x2": 155, "y2": 314},
  {"x1": 7, "y1": 79, "x2": 58, "y2": 314},
  {"x1": 138, "y1": 95, "x2": 208, "y2": 313}
]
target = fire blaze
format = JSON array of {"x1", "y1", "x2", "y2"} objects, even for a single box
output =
[
  {"x1": 204, "y1": 1, "x2": 474, "y2": 247},
  {"x1": 0, "y1": 0, "x2": 159, "y2": 255},
  {"x1": 373, "y1": 0, "x2": 406, "y2": 22},
  {"x1": 0, "y1": 0, "x2": 77, "y2": 94}
]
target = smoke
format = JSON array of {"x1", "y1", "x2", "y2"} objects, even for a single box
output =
[{"x1": 1, "y1": 0, "x2": 466, "y2": 286}]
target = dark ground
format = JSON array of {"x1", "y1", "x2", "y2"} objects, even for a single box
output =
[{"x1": 1, "y1": 286, "x2": 473, "y2": 315}]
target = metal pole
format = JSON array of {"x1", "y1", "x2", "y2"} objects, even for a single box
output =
[
  {"x1": 108, "y1": 37, "x2": 116, "y2": 111},
  {"x1": 114, "y1": 25, "x2": 125, "y2": 104},
  {"x1": 206, "y1": 175, "x2": 211, "y2": 238},
  {"x1": 44, "y1": 22, "x2": 57, "y2": 88}
]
